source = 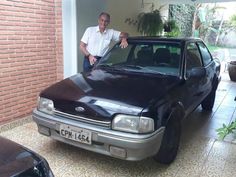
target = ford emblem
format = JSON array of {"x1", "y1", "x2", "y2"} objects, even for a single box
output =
[{"x1": 75, "y1": 106, "x2": 85, "y2": 112}]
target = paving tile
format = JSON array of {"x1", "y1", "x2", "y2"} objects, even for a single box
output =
[
  {"x1": 202, "y1": 117, "x2": 231, "y2": 131},
  {"x1": 222, "y1": 162, "x2": 236, "y2": 177},
  {"x1": 214, "y1": 106, "x2": 235, "y2": 118}
]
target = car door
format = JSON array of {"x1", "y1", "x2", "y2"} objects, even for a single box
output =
[
  {"x1": 197, "y1": 41, "x2": 215, "y2": 94},
  {"x1": 183, "y1": 41, "x2": 208, "y2": 113}
]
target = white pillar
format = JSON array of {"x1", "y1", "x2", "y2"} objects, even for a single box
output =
[{"x1": 62, "y1": 0, "x2": 78, "y2": 78}]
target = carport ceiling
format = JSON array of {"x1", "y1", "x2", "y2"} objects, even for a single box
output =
[{"x1": 160, "y1": 0, "x2": 234, "y2": 4}]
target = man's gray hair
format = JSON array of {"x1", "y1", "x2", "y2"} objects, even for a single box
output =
[{"x1": 99, "y1": 12, "x2": 110, "y2": 20}]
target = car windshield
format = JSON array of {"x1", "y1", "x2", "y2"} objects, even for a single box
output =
[{"x1": 96, "y1": 41, "x2": 182, "y2": 76}]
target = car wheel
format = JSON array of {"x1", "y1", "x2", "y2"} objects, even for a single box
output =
[
  {"x1": 153, "y1": 110, "x2": 181, "y2": 164},
  {"x1": 201, "y1": 85, "x2": 217, "y2": 111}
]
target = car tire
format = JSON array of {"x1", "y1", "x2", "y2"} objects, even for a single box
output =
[
  {"x1": 201, "y1": 81, "x2": 217, "y2": 111},
  {"x1": 153, "y1": 110, "x2": 181, "y2": 164}
]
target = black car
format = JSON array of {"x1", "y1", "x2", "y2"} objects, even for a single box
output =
[
  {"x1": 0, "y1": 136, "x2": 54, "y2": 177},
  {"x1": 33, "y1": 37, "x2": 221, "y2": 164}
]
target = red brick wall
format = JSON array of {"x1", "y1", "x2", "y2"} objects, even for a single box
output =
[{"x1": 0, "y1": 0, "x2": 63, "y2": 124}]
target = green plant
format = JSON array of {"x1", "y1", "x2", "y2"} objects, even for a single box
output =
[
  {"x1": 192, "y1": 3, "x2": 227, "y2": 44},
  {"x1": 216, "y1": 120, "x2": 236, "y2": 140},
  {"x1": 137, "y1": 9, "x2": 163, "y2": 36},
  {"x1": 164, "y1": 20, "x2": 180, "y2": 37},
  {"x1": 230, "y1": 14, "x2": 236, "y2": 28}
]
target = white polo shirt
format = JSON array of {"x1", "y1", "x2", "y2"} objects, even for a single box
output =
[{"x1": 81, "y1": 26, "x2": 121, "y2": 57}]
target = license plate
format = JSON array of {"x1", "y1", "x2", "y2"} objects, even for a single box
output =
[{"x1": 59, "y1": 124, "x2": 92, "y2": 145}]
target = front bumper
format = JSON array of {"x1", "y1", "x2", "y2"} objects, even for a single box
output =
[{"x1": 32, "y1": 109, "x2": 165, "y2": 161}]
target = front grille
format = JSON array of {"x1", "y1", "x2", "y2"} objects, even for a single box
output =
[{"x1": 54, "y1": 110, "x2": 111, "y2": 128}]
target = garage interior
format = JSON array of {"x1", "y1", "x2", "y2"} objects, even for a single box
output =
[{"x1": 0, "y1": 0, "x2": 236, "y2": 176}]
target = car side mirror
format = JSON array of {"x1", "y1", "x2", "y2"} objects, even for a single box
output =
[
  {"x1": 213, "y1": 57, "x2": 220, "y2": 62},
  {"x1": 187, "y1": 67, "x2": 206, "y2": 78}
]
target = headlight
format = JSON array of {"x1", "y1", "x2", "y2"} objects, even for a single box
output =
[
  {"x1": 40, "y1": 159, "x2": 54, "y2": 177},
  {"x1": 37, "y1": 97, "x2": 54, "y2": 114},
  {"x1": 112, "y1": 114, "x2": 154, "y2": 133},
  {"x1": 20, "y1": 159, "x2": 54, "y2": 177}
]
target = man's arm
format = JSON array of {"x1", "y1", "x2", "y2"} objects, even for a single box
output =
[
  {"x1": 119, "y1": 32, "x2": 128, "y2": 48},
  {"x1": 80, "y1": 41, "x2": 97, "y2": 65},
  {"x1": 80, "y1": 41, "x2": 90, "y2": 57}
]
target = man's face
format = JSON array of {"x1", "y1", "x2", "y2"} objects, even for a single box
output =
[{"x1": 98, "y1": 15, "x2": 110, "y2": 31}]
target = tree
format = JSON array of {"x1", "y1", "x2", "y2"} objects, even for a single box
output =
[
  {"x1": 230, "y1": 14, "x2": 236, "y2": 28},
  {"x1": 192, "y1": 3, "x2": 226, "y2": 45},
  {"x1": 169, "y1": 4, "x2": 195, "y2": 37}
]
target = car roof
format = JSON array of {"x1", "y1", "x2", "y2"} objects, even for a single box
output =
[{"x1": 127, "y1": 36, "x2": 203, "y2": 43}]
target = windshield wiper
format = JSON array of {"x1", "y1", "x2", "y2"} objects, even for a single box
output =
[
  {"x1": 97, "y1": 63, "x2": 124, "y2": 71},
  {"x1": 119, "y1": 65, "x2": 144, "y2": 70},
  {"x1": 98, "y1": 64, "x2": 147, "y2": 72},
  {"x1": 98, "y1": 63, "x2": 111, "y2": 67}
]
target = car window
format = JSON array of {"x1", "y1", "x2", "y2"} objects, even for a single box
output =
[
  {"x1": 98, "y1": 42, "x2": 181, "y2": 76},
  {"x1": 197, "y1": 42, "x2": 212, "y2": 66},
  {"x1": 102, "y1": 45, "x2": 132, "y2": 65},
  {"x1": 186, "y1": 42, "x2": 202, "y2": 70},
  {"x1": 133, "y1": 45, "x2": 153, "y2": 58},
  {"x1": 133, "y1": 44, "x2": 154, "y2": 65}
]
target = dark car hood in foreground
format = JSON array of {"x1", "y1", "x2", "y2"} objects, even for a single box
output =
[
  {"x1": 0, "y1": 137, "x2": 41, "y2": 177},
  {"x1": 41, "y1": 69, "x2": 181, "y2": 119}
]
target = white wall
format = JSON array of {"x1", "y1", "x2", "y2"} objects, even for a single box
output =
[
  {"x1": 106, "y1": 0, "x2": 169, "y2": 35},
  {"x1": 106, "y1": 0, "x2": 141, "y2": 36}
]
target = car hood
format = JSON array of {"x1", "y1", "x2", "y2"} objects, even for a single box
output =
[
  {"x1": 0, "y1": 137, "x2": 41, "y2": 177},
  {"x1": 41, "y1": 69, "x2": 181, "y2": 120}
]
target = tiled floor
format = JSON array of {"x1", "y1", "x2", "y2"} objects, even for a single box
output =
[{"x1": 0, "y1": 72, "x2": 236, "y2": 177}]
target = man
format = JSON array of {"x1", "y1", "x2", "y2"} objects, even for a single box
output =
[{"x1": 80, "y1": 12, "x2": 128, "y2": 72}]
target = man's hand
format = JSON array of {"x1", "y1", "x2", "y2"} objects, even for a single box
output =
[
  {"x1": 119, "y1": 32, "x2": 128, "y2": 49},
  {"x1": 120, "y1": 38, "x2": 128, "y2": 48},
  {"x1": 88, "y1": 55, "x2": 97, "y2": 65}
]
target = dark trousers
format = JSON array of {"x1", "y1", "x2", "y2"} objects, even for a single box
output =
[{"x1": 83, "y1": 56, "x2": 101, "y2": 72}]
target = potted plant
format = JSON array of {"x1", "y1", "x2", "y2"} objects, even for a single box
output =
[
  {"x1": 217, "y1": 118, "x2": 236, "y2": 140},
  {"x1": 228, "y1": 61, "x2": 236, "y2": 82},
  {"x1": 217, "y1": 96, "x2": 236, "y2": 140},
  {"x1": 137, "y1": 9, "x2": 163, "y2": 36}
]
